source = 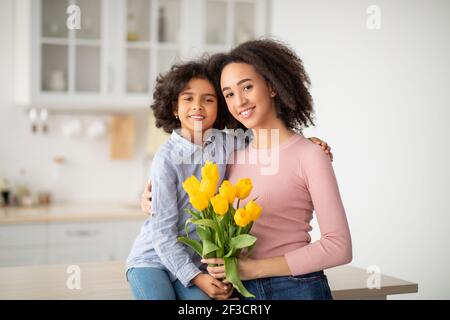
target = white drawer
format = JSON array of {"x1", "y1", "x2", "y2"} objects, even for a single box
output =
[
  {"x1": 0, "y1": 247, "x2": 48, "y2": 267},
  {"x1": 48, "y1": 246, "x2": 113, "y2": 265},
  {"x1": 49, "y1": 222, "x2": 112, "y2": 247},
  {"x1": 0, "y1": 225, "x2": 48, "y2": 247}
]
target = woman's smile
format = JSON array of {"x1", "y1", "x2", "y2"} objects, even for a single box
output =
[{"x1": 238, "y1": 106, "x2": 256, "y2": 120}]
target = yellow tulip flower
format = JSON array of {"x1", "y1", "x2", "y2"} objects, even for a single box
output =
[
  {"x1": 210, "y1": 194, "x2": 229, "y2": 216},
  {"x1": 201, "y1": 161, "x2": 220, "y2": 184},
  {"x1": 235, "y1": 178, "x2": 253, "y2": 200},
  {"x1": 199, "y1": 177, "x2": 217, "y2": 200},
  {"x1": 219, "y1": 180, "x2": 236, "y2": 204},
  {"x1": 234, "y1": 208, "x2": 251, "y2": 227},
  {"x1": 245, "y1": 200, "x2": 262, "y2": 221},
  {"x1": 182, "y1": 176, "x2": 201, "y2": 197},
  {"x1": 189, "y1": 192, "x2": 208, "y2": 211}
]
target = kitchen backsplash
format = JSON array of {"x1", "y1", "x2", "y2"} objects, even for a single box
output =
[{"x1": 0, "y1": 106, "x2": 151, "y2": 205}]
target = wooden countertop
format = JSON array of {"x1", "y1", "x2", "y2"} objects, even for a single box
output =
[
  {"x1": 0, "y1": 203, "x2": 146, "y2": 225},
  {"x1": 0, "y1": 262, "x2": 418, "y2": 300}
]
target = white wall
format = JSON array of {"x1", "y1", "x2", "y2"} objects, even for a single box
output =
[
  {"x1": 270, "y1": 0, "x2": 450, "y2": 299},
  {"x1": 0, "y1": 0, "x2": 150, "y2": 204}
]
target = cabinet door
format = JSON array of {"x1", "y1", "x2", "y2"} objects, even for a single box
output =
[
  {"x1": 0, "y1": 224, "x2": 47, "y2": 247},
  {"x1": 48, "y1": 222, "x2": 112, "y2": 247},
  {"x1": 0, "y1": 224, "x2": 48, "y2": 267},
  {"x1": 47, "y1": 222, "x2": 113, "y2": 264},
  {"x1": 40, "y1": 0, "x2": 103, "y2": 95},
  {"x1": 122, "y1": 0, "x2": 182, "y2": 96},
  {"x1": 47, "y1": 246, "x2": 113, "y2": 265},
  {"x1": 0, "y1": 247, "x2": 48, "y2": 267},
  {"x1": 111, "y1": 220, "x2": 143, "y2": 260},
  {"x1": 202, "y1": 0, "x2": 268, "y2": 54}
]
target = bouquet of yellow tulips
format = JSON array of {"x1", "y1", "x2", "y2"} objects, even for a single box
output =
[{"x1": 178, "y1": 161, "x2": 262, "y2": 298}]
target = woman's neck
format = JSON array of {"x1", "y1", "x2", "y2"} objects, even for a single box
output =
[{"x1": 250, "y1": 118, "x2": 295, "y2": 149}]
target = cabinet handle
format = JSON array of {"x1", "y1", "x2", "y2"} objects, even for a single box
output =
[{"x1": 66, "y1": 230, "x2": 100, "y2": 237}]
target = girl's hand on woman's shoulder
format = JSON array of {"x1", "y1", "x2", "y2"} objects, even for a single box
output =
[{"x1": 307, "y1": 137, "x2": 333, "y2": 162}]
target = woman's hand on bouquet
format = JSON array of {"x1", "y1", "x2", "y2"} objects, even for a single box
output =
[
  {"x1": 191, "y1": 273, "x2": 233, "y2": 300},
  {"x1": 202, "y1": 256, "x2": 256, "y2": 281},
  {"x1": 141, "y1": 181, "x2": 152, "y2": 215}
]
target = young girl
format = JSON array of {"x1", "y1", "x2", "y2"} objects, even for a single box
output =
[
  {"x1": 126, "y1": 60, "x2": 237, "y2": 300},
  {"x1": 203, "y1": 39, "x2": 352, "y2": 300},
  {"x1": 131, "y1": 56, "x2": 333, "y2": 300}
]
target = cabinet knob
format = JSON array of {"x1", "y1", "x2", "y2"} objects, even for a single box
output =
[{"x1": 66, "y1": 230, "x2": 100, "y2": 237}]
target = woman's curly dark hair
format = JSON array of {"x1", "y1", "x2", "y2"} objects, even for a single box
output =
[
  {"x1": 151, "y1": 58, "x2": 231, "y2": 133},
  {"x1": 208, "y1": 39, "x2": 315, "y2": 131}
]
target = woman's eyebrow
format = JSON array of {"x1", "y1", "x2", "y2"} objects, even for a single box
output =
[{"x1": 222, "y1": 78, "x2": 252, "y2": 92}]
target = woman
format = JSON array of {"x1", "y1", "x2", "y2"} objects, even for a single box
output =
[{"x1": 142, "y1": 39, "x2": 351, "y2": 300}]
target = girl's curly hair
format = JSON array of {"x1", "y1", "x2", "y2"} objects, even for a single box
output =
[
  {"x1": 151, "y1": 59, "x2": 230, "y2": 133},
  {"x1": 208, "y1": 39, "x2": 315, "y2": 131}
]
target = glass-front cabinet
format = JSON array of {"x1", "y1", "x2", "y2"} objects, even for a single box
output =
[
  {"x1": 41, "y1": 0, "x2": 102, "y2": 94},
  {"x1": 14, "y1": 0, "x2": 268, "y2": 110}
]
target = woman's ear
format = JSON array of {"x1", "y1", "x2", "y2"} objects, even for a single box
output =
[{"x1": 267, "y1": 83, "x2": 277, "y2": 98}]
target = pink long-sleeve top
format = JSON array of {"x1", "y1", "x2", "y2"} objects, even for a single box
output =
[{"x1": 227, "y1": 133, "x2": 352, "y2": 276}]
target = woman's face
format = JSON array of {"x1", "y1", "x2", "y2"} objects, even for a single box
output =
[
  {"x1": 220, "y1": 62, "x2": 276, "y2": 129},
  {"x1": 176, "y1": 78, "x2": 218, "y2": 138}
]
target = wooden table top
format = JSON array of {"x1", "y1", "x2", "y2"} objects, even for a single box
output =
[{"x1": 0, "y1": 261, "x2": 418, "y2": 300}]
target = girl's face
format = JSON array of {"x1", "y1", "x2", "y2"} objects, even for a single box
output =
[
  {"x1": 220, "y1": 62, "x2": 276, "y2": 129},
  {"x1": 176, "y1": 78, "x2": 218, "y2": 138}
]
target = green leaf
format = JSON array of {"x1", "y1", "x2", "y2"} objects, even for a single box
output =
[
  {"x1": 212, "y1": 214, "x2": 225, "y2": 246},
  {"x1": 196, "y1": 226, "x2": 211, "y2": 241},
  {"x1": 229, "y1": 225, "x2": 237, "y2": 238},
  {"x1": 224, "y1": 257, "x2": 255, "y2": 298},
  {"x1": 223, "y1": 248, "x2": 234, "y2": 258},
  {"x1": 177, "y1": 237, "x2": 203, "y2": 256},
  {"x1": 202, "y1": 239, "x2": 219, "y2": 257},
  {"x1": 246, "y1": 237, "x2": 257, "y2": 256},
  {"x1": 193, "y1": 219, "x2": 219, "y2": 234},
  {"x1": 184, "y1": 217, "x2": 197, "y2": 237},
  {"x1": 230, "y1": 234, "x2": 257, "y2": 250},
  {"x1": 184, "y1": 208, "x2": 201, "y2": 220}
]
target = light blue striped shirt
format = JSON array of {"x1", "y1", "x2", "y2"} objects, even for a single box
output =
[{"x1": 126, "y1": 128, "x2": 249, "y2": 287}]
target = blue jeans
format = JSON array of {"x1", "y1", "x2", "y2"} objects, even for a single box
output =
[
  {"x1": 236, "y1": 270, "x2": 333, "y2": 300},
  {"x1": 127, "y1": 267, "x2": 211, "y2": 300}
]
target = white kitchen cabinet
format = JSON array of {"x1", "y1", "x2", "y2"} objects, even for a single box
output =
[
  {"x1": 48, "y1": 221, "x2": 112, "y2": 247},
  {"x1": 0, "y1": 247, "x2": 48, "y2": 267},
  {"x1": 112, "y1": 220, "x2": 143, "y2": 260},
  {"x1": 0, "y1": 224, "x2": 48, "y2": 247},
  {"x1": 0, "y1": 225, "x2": 48, "y2": 267},
  {"x1": 14, "y1": 0, "x2": 268, "y2": 110},
  {"x1": 47, "y1": 221, "x2": 113, "y2": 264},
  {"x1": 0, "y1": 220, "x2": 144, "y2": 267}
]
